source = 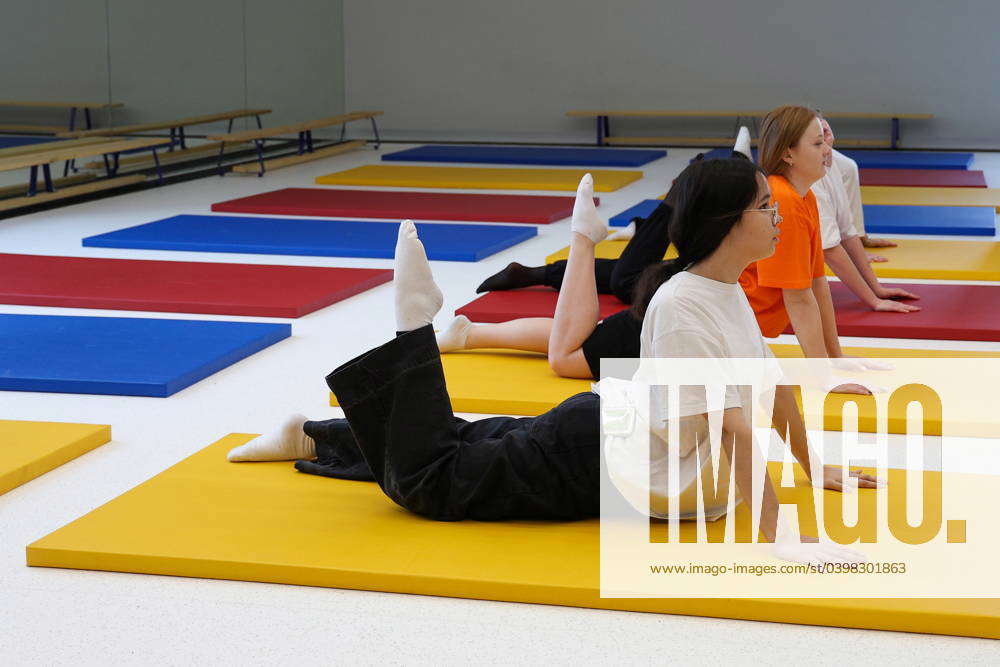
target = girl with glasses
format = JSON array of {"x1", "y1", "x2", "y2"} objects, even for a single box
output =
[{"x1": 227, "y1": 166, "x2": 876, "y2": 568}]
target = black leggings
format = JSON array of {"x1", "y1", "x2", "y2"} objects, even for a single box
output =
[
  {"x1": 306, "y1": 325, "x2": 601, "y2": 521},
  {"x1": 544, "y1": 198, "x2": 673, "y2": 304}
]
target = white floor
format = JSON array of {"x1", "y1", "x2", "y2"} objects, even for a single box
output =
[{"x1": 1, "y1": 145, "x2": 999, "y2": 664}]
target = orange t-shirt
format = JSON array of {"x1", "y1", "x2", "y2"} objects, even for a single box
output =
[{"x1": 739, "y1": 174, "x2": 825, "y2": 337}]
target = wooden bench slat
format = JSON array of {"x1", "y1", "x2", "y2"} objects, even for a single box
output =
[
  {"x1": 0, "y1": 101, "x2": 123, "y2": 110},
  {"x1": 604, "y1": 136, "x2": 741, "y2": 145},
  {"x1": 0, "y1": 138, "x2": 171, "y2": 171},
  {"x1": 0, "y1": 124, "x2": 67, "y2": 134},
  {"x1": 0, "y1": 173, "x2": 96, "y2": 199},
  {"x1": 0, "y1": 174, "x2": 145, "y2": 212},
  {"x1": 208, "y1": 111, "x2": 382, "y2": 143},
  {"x1": 0, "y1": 137, "x2": 110, "y2": 158},
  {"x1": 230, "y1": 140, "x2": 365, "y2": 174},
  {"x1": 568, "y1": 110, "x2": 933, "y2": 120},
  {"x1": 80, "y1": 141, "x2": 249, "y2": 170},
  {"x1": 57, "y1": 108, "x2": 272, "y2": 138},
  {"x1": 568, "y1": 110, "x2": 765, "y2": 118}
]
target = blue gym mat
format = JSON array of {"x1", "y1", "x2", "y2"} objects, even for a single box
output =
[
  {"x1": 694, "y1": 148, "x2": 975, "y2": 171},
  {"x1": 693, "y1": 148, "x2": 753, "y2": 163},
  {"x1": 863, "y1": 205, "x2": 996, "y2": 236},
  {"x1": 609, "y1": 199, "x2": 663, "y2": 227},
  {"x1": 839, "y1": 151, "x2": 974, "y2": 171},
  {"x1": 382, "y1": 145, "x2": 666, "y2": 167},
  {"x1": 82, "y1": 215, "x2": 537, "y2": 262},
  {"x1": 0, "y1": 136, "x2": 56, "y2": 149},
  {"x1": 0, "y1": 314, "x2": 290, "y2": 397}
]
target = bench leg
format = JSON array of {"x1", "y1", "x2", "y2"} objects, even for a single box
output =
[
  {"x1": 27, "y1": 166, "x2": 38, "y2": 197},
  {"x1": 254, "y1": 115, "x2": 263, "y2": 130},
  {"x1": 595, "y1": 117, "x2": 602, "y2": 146},
  {"x1": 177, "y1": 126, "x2": 187, "y2": 150},
  {"x1": 102, "y1": 153, "x2": 120, "y2": 178},
  {"x1": 42, "y1": 164, "x2": 54, "y2": 193},
  {"x1": 216, "y1": 141, "x2": 227, "y2": 176},
  {"x1": 603, "y1": 116, "x2": 610, "y2": 144},
  {"x1": 297, "y1": 131, "x2": 306, "y2": 155},
  {"x1": 254, "y1": 139, "x2": 266, "y2": 177},
  {"x1": 306, "y1": 129, "x2": 314, "y2": 152},
  {"x1": 152, "y1": 148, "x2": 163, "y2": 184},
  {"x1": 891, "y1": 117, "x2": 900, "y2": 149},
  {"x1": 339, "y1": 123, "x2": 346, "y2": 142},
  {"x1": 67, "y1": 107, "x2": 78, "y2": 132},
  {"x1": 169, "y1": 128, "x2": 177, "y2": 152},
  {"x1": 84, "y1": 108, "x2": 93, "y2": 130},
  {"x1": 370, "y1": 118, "x2": 381, "y2": 149}
]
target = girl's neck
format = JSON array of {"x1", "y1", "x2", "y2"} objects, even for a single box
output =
[
  {"x1": 687, "y1": 246, "x2": 748, "y2": 285},
  {"x1": 782, "y1": 169, "x2": 816, "y2": 197}
]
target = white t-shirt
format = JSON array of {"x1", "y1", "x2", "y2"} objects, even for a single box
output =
[
  {"x1": 812, "y1": 158, "x2": 859, "y2": 250},
  {"x1": 605, "y1": 271, "x2": 777, "y2": 520}
]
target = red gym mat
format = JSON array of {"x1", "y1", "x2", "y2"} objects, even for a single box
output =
[
  {"x1": 782, "y1": 282, "x2": 1000, "y2": 342},
  {"x1": 859, "y1": 169, "x2": 987, "y2": 188},
  {"x1": 455, "y1": 288, "x2": 627, "y2": 323},
  {"x1": 211, "y1": 188, "x2": 588, "y2": 224},
  {"x1": 461, "y1": 283, "x2": 1000, "y2": 343},
  {"x1": 0, "y1": 254, "x2": 392, "y2": 318}
]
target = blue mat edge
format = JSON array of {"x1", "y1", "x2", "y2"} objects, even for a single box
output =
[
  {"x1": 82, "y1": 217, "x2": 539, "y2": 263},
  {"x1": 382, "y1": 145, "x2": 667, "y2": 167},
  {"x1": 0, "y1": 318, "x2": 291, "y2": 397}
]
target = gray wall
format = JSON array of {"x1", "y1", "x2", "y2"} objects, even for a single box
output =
[
  {"x1": 0, "y1": 0, "x2": 345, "y2": 135},
  {"x1": 344, "y1": 0, "x2": 1000, "y2": 149}
]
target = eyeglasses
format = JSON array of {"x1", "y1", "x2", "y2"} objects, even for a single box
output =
[{"x1": 746, "y1": 201, "x2": 781, "y2": 226}]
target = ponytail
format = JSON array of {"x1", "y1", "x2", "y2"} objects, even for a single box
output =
[{"x1": 629, "y1": 158, "x2": 765, "y2": 320}]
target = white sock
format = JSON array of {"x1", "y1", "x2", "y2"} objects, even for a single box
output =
[
  {"x1": 227, "y1": 413, "x2": 316, "y2": 462},
  {"x1": 436, "y1": 315, "x2": 472, "y2": 353},
  {"x1": 394, "y1": 220, "x2": 443, "y2": 332},
  {"x1": 570, "y1": 173, "x2": 607, "y2": 243},
  {"x1": 734, "y1": 126, "x2": 752, "y2": 160},
  {"x1": 607, "y1": 221, "x2": 635, "y2": 241}
]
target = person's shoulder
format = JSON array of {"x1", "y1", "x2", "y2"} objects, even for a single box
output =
[
  {"x1": 767, "y1": 174, "x2": 794, "y2": 197},
  {"x1": 646, "y1": 273, "x2": 699, "y2": 315}
]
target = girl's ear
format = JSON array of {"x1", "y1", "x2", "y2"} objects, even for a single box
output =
[{"x1": 782, "y1": 149, "x2": 794, "y2": 166}]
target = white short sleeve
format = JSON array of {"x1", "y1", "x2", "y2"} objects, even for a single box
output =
[
  {"x1": 812, "y1": 166, "x2": 858, "y2": 250},
  {"x1": 650, "y1": 328, "x2": 744, "y2": 417}
]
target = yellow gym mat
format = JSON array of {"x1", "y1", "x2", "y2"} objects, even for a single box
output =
[
  {"x1": 861, "y1": 186, "x2": 1000, "y2": 211},
  {"x1": 330, "y1": 347, "x2": 1000, "y2": 438},
  {"x1": 546, "y1": 238, "x2": 1000, "y2": 281},
  {"x1": 314, "y1": 165, "x2": 643, "y2": 192},
  {"x1": 0, "y1": 420, "x2": 110, "y2": 496},
  {"x1": 26, "y1": 435, "x2": 1000, "y2": 640}
]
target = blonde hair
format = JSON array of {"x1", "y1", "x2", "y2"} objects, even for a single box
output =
[{"x1": 758, "y1": 105, "x2": 819, "y2": 176}]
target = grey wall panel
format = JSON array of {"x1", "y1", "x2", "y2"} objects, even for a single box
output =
[
  {"x1": 244, "y1": 0, "x2": 345, "y2": 134},
  {"x1": 0, "y1": 1, "x2": 111, "y2": 129},
  {"x1": 107, "y1": 0, "x2": 246, "y2": 133},
  {"x1": 344, "y1": 0, "x2": 1000, "y2": 148}
]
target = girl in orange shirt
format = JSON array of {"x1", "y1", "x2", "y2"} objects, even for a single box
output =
[{"x1": 739, "y1": 106, "x2": 879, "y2": 389}]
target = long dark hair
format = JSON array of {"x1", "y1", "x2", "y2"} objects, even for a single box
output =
[{"x1": 631, "y1": 158, "x2": 765, "y2": 319}]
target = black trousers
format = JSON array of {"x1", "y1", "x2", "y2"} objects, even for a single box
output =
[
  {"x1": 543, "y1": 199, "x2": 673, "y2": 304},
  {"x1": 315, "y1": 325, "x2": 601, "y2": 521}
]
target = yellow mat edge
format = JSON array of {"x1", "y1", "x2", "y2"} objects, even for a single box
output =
[
  {"x1": 23, "y1": 543, "x2": 1000, "y2": 639},
  {"x1": 544, "y1": 244, "x2": 1000, "y2": 281},
  {"x1": 0, "y1": 423, "x2": 111, "y2": 496},
  {"x1": 22, "y1": 434, "x2": 1000, "y2": 640}
]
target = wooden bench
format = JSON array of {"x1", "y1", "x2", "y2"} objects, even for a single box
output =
[
  {"x1": 0, "y1": 100, "x2": 123, "y2": 134},
  {"x1": 0, "y1": 137, "x2": 171, "y2": 211},
  {"x1": 206, "y1": 111, "x2": 382, "y2": 176},
  {"x1": 55, "y1": 108, "x2": 271, "y2": 175},
  {"x1": 566, "y1": 110, "x2": 934, "y2": 149}
]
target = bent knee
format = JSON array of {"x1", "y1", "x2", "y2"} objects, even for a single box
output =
[{"x1": 549, "y1": 349, "x2": 593, "y2": 379}]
